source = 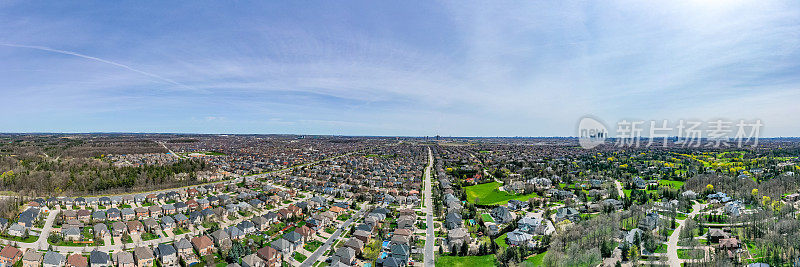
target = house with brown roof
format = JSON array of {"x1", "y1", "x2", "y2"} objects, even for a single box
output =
[
  {"x1": 66, "y1": 254, "x2": 88, "y2": 267},
  {"x1": 185, "y1": 200, "x2": 199, "y2": 211},
  {"x1": 77, "y1": 210, "x2": 91, "y2": 223},
  {"x1": 148, "y1": 206, "x2": 163, "y2": 218},
  {"x1": 295, "y1": 225, "x2": 315, "y2": 243},
  {"x1": 286, "y1": 205, "x2": 302, "y2": 216},
  {"x1": 719, "y1": 237, "x2": 742, "y2": 259},
  {"x1": 353, "y1": 230, "x2": 371, "y2": 244},
  {"x1": 277, "y1": 209, "x2": 292, "y2": 220},
  {"x1": 0, "y1": 246, "x2": 22, "y2": 267},
  {"x1": 126, "y1": 220, "x2": 144, "y2": 234},
  {"x1": 328, "y1": 206, "x2": 345, "y2": 214},
  {"x1": 256, "y1": 246, "x2": 281, "y2": 267},
  {"x1": 135, "y1": 207, "x2": 149, "y2": 219},
  {"x1": 709, "y1": 229, "x2": 731, "y2": 243},
  {"x1": 191, "y1": 236, "x2": 215, "y2": 256}
]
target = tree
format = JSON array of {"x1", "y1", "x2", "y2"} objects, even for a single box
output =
[
  {"x1": 628, "y1": 245, "x2": 640, "y2": 263},
  {"x1": 600, "y1": 240, "x2": 613, "y2": 258},
  {"x1": 227, "y1": 242, "x2": 248, "y2": 263}
]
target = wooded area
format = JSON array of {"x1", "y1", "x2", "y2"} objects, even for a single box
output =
[{"x1": 0, "y1": 134, "x2": 212, "y2": 196}]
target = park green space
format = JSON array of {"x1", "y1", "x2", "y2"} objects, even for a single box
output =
[{"x1": 465, "y1": 182, "x2": 539, "y2": 205}]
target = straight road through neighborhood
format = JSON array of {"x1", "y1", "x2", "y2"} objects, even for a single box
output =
[{"x1": 423, "y1": 147, "x2": 435, "y2": 267}]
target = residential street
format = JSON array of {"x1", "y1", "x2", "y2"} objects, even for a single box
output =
[
  {"x1": 300, "y1": 209, "x2": 365, "y2": 267},
  {"x1": 666, "y1": 202, "x2": 706, "y2": 267},
  {"x1": 423, "y1": 147, "x2": 435, "y2": 267}
]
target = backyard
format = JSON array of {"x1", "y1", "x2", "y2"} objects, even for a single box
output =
[{"x1": 436, "y1": 255, "x2": 497, "y2": 267}]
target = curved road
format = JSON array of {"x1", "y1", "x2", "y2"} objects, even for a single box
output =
[{"x1": 666, "y1": 202, "x2": 706, "y2": 266}]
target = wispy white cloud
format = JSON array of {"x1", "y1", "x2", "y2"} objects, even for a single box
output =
[
  {"x1": 0, "y1": 43, "x2": 200, "y2": 92},
  {"x1": 0, "y1": 1, "x2": 799, "y2": 136}
]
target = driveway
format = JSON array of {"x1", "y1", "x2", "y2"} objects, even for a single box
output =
[{"x1": 667, "y1": 202, "x2": 706, "y2": 266}]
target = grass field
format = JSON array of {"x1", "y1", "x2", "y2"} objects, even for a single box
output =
[
  {"x1": 481, "y1": 213, "x2": 494, "y2": 223},
  {"x1": 525, "y1": 252, "x2": 547, "y2": 266},
  {"x1": 436, "y1": 255, "x2": 496, "y2": 267},
  {"x1": 465, "y1": 182, "x2": 538, "y2": 205},
  {"x1": 658, "y1": 180, "x2": 685, "y2": 189}
]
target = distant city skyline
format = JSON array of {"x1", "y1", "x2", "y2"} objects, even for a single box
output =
[{"x1": 2, "y1": 1, "x2": 799, "y2": 136}]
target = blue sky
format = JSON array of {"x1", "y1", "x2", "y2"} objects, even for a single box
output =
[{"x1": 1, "y1": 1, "x2": 799, "y2": 136}]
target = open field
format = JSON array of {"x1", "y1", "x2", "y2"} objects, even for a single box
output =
[{"x1": 465, "y1": 182, "x2": 538, "y2": 205}]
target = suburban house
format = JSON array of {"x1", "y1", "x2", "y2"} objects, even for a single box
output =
[
  {"x1": 256, "y1": 246, "x2": 281, "y2": 267},
  {"x1": 22, "y1": 250, "x2": 42, "y2": 267},
  {"x1": 155, "y1": 243, "x2": 179, "y2": 267},
  {"x1": 270, "y1": 238, "x2": 294, "y2": 258},
  {"x1": 113, "y1": 251, "x2": 135, "y2": 267},
  {"x1": 133, "y1": 247, "x2": 155, "y2": 267},
  {"x1": 43, "y1": 251, "x2": 66, "y2": 267},
  {"x1": 112, "y1": 221, "x2": 127, "y2": 237},
  {"x1": 174, "y1": 238, "x2": 199, "y2": 266},
  {"x1": 89, "y1": 251, "x2": 110, "y2": 267},
  {"x1": 191, "y1": 236, "x2": 215, "y2": 256},
  {"x1": 282, "y1": 231, "x2": 304, "y2": 251},
  {"x1": 66, "y1": 254, "x2": 88, "y2": 267},
  {"x1": 0, "y1": 246, "x2": 23, "y2": 267},
  {"x1": 241, "y1": 254, "x2": 264, "y2": 267}
]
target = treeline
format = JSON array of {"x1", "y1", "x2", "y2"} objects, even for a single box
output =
[
  {"x1": 0, "y1": 155, "x2": 211, "y2": 196},
  {"x1": 0, "y1": 134, "x2": 167, "y2": 158},
  {"x1": 685, "y1": 174, "x2": 799, "y2": 200}
]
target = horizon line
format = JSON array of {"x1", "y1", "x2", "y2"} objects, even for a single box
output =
[{"x1": 2, "y1": 132, "x2": 800, "y2": 139}]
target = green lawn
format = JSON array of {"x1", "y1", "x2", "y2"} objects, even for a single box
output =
[
  {"x1": 496, "y1": 233, "x2": 508, "y2": 248},
  {"x1": 677, "y1": 249, "x2": 704, "y2": 259},
  {"x1": 2, "y1": 234, "x2": 37, "y2": 243},
  {"x1": 436, "y1": 255, "x2": 496, "y2": 267},
  {"x1": 526, "y1": 252, "x2": 547, "y2": 266},
  {"x1": 654, "y1": 244, "x2": 667, "y2": 253},
  {"x1": 304, "y1": 240, "x2": 323, "y2": 252},
  {"x1": 464, "y1": 182, "x2": 539, "y2": 205},
  {"x1": 141, "y1": 232, "x2": 158, "y2": 241},
  {"x1": 658, "y1": 180, "x2": 685, "y2": 189},
  {"x1": 293, "y1": 252, "x2": 307, "y2": 263},
  {"x1": 173, "y1": 227, "x2": 188, "y2": 235},
  {"x1": 481, "y1": 213, "x2": 494, "y2": 223}
]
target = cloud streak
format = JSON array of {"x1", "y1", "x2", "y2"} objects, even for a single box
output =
[{"x1": 0, "y1": 43, "x2": 199, "y2": 92}]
